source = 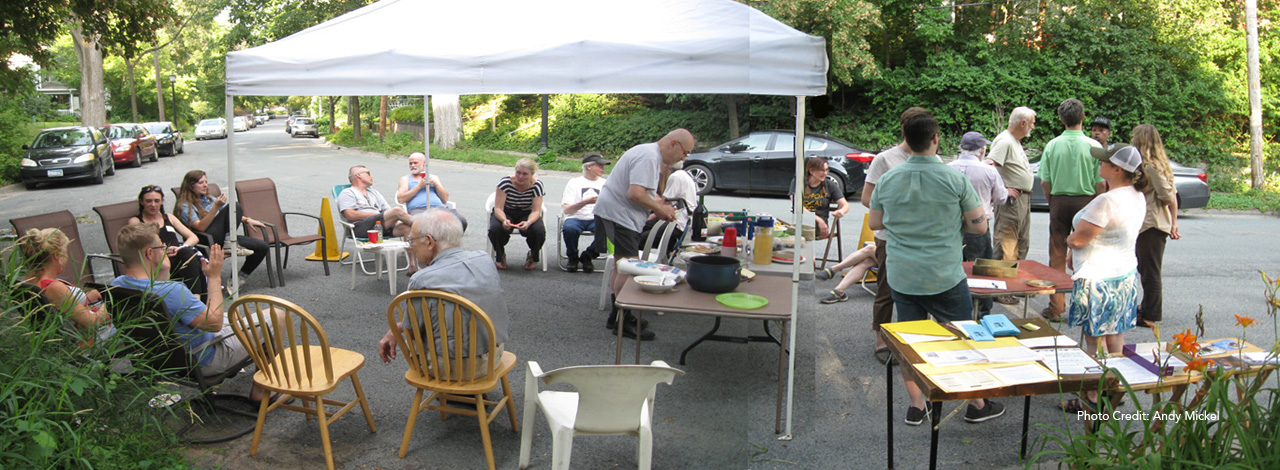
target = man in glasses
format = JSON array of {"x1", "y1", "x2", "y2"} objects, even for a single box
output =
[
  {"x1": 377, "y1": 209, "x2": 509, "y2": 375},
  {"x1": 593, "y1": 128, "x2": 694, "y2": 341},
  {"x1": 338, "y1": 165, "x2": 415, "y2": 239}
]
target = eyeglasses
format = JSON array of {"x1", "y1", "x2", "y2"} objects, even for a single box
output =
[
  {"x1": 674, "y1": 140, "x2": 691, "y2": 157},
  {"x1": 147, "y1": 245, "x2": 167, "y2": 253},
  {"x1": 406, "y1": 234, "x2": 433, "y2": 245}
]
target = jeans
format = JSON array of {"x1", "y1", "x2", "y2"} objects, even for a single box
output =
[
  {"x1": 962, "y1": 231, "x2": 994, "y2": 316},
  {"x1": 561, "y1": 217, "x2": 596, "y2": 260}
]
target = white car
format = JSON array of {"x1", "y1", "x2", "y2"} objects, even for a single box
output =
[
  {"x1": 290, "y1": 117, "x2": 319, "y2": 138},
  {"x1": 194, "y1": 118, "x2": 227, "y2": 140},
  {"x1": 233, "y1": 117, "x2": 250, "y2": 132}
]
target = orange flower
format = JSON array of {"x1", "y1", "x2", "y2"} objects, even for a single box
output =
[
  {"x1": 1173, "y1": 330, "x2": 1200, "y2": 355},
  {"x1": 1184, "y1": 358, "x2": 1210, "y2": 373},
  {"x1": 1235, "y1": 314, "x2": 1257, "y2": 328}
]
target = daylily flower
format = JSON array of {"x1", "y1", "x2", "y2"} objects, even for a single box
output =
[
  {"x1": 1173, "y1": 330, "x2": 1200, "y2": 354},
  {"x1": 1184, "y1": 358, "x2": 1210, "y2": 373},
  {"x1": 1235, "y1": 314, "x2": 1256, "y2": 328}
]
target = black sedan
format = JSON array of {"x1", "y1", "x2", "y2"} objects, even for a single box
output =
[
  {"x1": 19, "y1": 126, "x2": 115, "y2": 189},
  {"x1": 683, "y1": 131, "x2": 875, "y2": 197},
  {"x1": 142, "y1": 121, "x2": 185, "y2": 156},
  {"x1": 1029, "y1": 159, "x2": 1210, "y2": 209}
]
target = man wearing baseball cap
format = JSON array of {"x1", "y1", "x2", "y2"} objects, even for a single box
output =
[
  {"x1": 1090, "y1": 117, "x2": 1114, "y2": 150},
  {"x1": 560, "y1": 152, "x2": 609, "y2": 272},
  {"x1": 948, "y1": 131, "x2": 1007, "y2": 317}
]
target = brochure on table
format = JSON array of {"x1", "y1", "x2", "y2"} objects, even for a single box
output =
[{"x1": 884, "y1": 319, "x2": 1069, "y2": 392}]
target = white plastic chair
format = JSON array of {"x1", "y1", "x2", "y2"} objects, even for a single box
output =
[
  {"x1": 332, "y1": 184, "x2": 411, "y2": 279},
  {"x1": 518, "y1": 360, "x2": 683, "y2": 470},
  {"x1": 597, "y1": 219, "x2": 680, "y2": 311},
  {"x1": 484, "y1": 192, "x2": 548, "y2": 272},
  {"x1": 555, "y1": 213, "x2": 601, "y2": 272}
]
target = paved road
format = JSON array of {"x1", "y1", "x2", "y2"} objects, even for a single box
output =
[{"x1": 3, "y1": 119, "x2": 1277, "y2": 469}]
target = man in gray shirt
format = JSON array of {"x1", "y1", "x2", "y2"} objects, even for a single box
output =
[
  {"x1": 339, "y1": 165, "x2": 415, "y2": 238},
  {"x1": 378, "y1": 209, "x2": 509, "y2": 375}
]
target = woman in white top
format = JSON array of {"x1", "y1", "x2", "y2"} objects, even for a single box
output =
[{"x1": 1063, "y1": 144, "x2": 1148, "y2": 410}]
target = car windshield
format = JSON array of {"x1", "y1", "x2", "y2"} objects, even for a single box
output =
[
  {"x1": 198, "y1": 119, "x2": 222, "y2": 127},
  {"x1": 105, "y1": 126, "x2": 134, "y2": 139},
  {"x1": 33, "y1": 129, "x2": 92, "y2": 148},
  {"x1": 143, "y1": 123, "x2": 168, "y2": 134}
]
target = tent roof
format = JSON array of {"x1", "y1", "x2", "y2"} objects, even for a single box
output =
[{"x1": 225, "y1": 0, "x2": 827, "y2": 97}]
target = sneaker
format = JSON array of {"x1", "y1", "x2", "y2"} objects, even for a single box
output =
[
  {"x1": 581, "y1": 257, "x2": 594, "y2": 273},
  {"x1": 905, "y1": 406, "x2": 927, "y2": 426},
  {"x1": 815, "y1": 267, "x2": 835, "y2": 281},
  {"x1": 820, "y1": 290, "x2": 848, "y2": 304},
  {"x1": 964, "y1": 400, "x2": 1005, "y2": 423},
  {"x1": 566, "y1": 256, "x2": 579, "y2": 273},
  {"x1": 620, "y1": 322, "x2": 656, "y2": 341}
]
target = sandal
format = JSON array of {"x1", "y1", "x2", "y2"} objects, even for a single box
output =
[
  {"x1": 524, "y1": 254, "x2": 537, "y2": 271},
  {"x1": 1059, "y1": 397, "x2": 1096, "y2": 414},
  {"x1": 815, "y1": 267, "x2": 835, "y2": 281},
  {"x1": 874, "y1": 347, "x2": 897, "y2": 366},
  {"x1": 1040, "y1": 307, "x2": 1064, "y2": 322},
  {"x1": 495, "y1": 256, "x2": 508, "y2": 270}
]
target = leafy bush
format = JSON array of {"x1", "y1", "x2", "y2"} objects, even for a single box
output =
[
  {"x1": 389, "y1": 105, "x2": 426, "y2": 124},
  {"x1": 0, "y1": 98, "x2": 32, "y2": 184}
]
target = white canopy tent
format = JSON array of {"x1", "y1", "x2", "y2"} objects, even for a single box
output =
[{"x1": 224, "y1": 0, "x2": 827, "y2": 438}]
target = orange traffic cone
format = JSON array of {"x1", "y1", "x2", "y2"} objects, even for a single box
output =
[{"x1": 307, "y1": 197, "x2": 350, "y2": 261}]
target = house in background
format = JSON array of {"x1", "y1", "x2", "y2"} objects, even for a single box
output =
[{"x1": 36, "y1": 74, "x2": 80, "y2": 115}]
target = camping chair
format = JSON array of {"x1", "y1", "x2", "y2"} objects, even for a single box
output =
[
  {"x1": 386, "y1": 290, "x2": 518, "y2": 470},
  {"x1": 10, "y1": 210, "x2": 119, "y2": 286},
  {"x1": 102, "y1": 285, "x2": 259, "y2": 444},
  {"x1": 518, "y1": 360, "x2": 684, "y2": 470},
  {"x1": 235, "y1": 177, "x2": 330, "y2": 287},
  {"x1": 856, "y1": 213, "x2": 878, "y2": 295},
  {"x1": 331, "y1": 183, "x2": 412, "y2": 277},
  {"x1": 92, "y1": 200, "x2": 215, "y2": 276},
  {"x1": 169, "y1": 183, "x2": 222, "y2": 251},
  {"x1": 816, "y1": 201, "x2": 844, "y2": 271},
  {"x1": 484, "y1": 192, "x2": 548, "y2": 271},
  {"x1": 226, "y1": 294, "x2": 377, "y2": 470}
]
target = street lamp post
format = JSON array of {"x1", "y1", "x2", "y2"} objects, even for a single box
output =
[{"x1": 168, "y1": 74, "x2": 177, "y2": 124}]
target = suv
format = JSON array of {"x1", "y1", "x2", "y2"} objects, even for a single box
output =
[
  {"x1": 290, "y1": 117, "x2": 318, "y2": 138},
  {"x1": 20, "y1": 126, "x2": 115, "y2": 189}
]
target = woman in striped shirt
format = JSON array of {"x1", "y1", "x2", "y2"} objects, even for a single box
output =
[{"x1": 489, "y1": 158, "x2": 546, "y2": 270}]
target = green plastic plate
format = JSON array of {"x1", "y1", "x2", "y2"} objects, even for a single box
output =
[{"x1": 716, "y1": 293, "x2": 769, "y2": 310}]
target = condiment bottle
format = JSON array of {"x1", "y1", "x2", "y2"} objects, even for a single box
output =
[
  {"x1": 721, "y1": 226, "x2": 737, "y2": 257},
  {"x1": 753, "y1": 216, "x2": 774, "y2": 265}
]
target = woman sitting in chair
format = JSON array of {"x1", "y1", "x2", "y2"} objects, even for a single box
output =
[
  {"x1": 13, "y1": 228, "x2": 116, "y2": 345},
  {"x1": 129, "y1": 185, "x2": 208, "y2": 298},
  {"x1": 789, "y1": 156, "x2": 849, "y2": 240},
  {"x1": 174, "y1": 170, "x2": 270, "y2": 290},
  {"x1": 489, "y1": 158, "x2": 546, "y2": 270}
]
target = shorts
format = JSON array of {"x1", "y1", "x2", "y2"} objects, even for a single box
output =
[
  {"x1": 353, "y1": 212, "x2": 393, "y2": 236},
  {"x1": 594, "y1": 216, "x2": 641, "y2": 258},
  {"x1": 890, "y1": 279, "x2": 973, "y2": 324}
]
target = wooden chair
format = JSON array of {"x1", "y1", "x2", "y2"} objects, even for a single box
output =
[
  {"x1": 227, "y1": 294, "x2": 377, "y2": 470},
  {"x1": 235, "y1": 177, "x2": 330, "y2": 287},
  {"x1": 518, "y1": 360, "x2": 683, "y2": 470},
  {"x1": 386, "y1": 290, "x2": 518, "y2": 470},
  {"x1": 10, "y1": 210, "x2": 118, "y2": 286}
]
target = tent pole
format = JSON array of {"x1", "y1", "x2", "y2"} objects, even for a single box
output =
[
  {"x1": 781, "y1": 95, "x2": 805, "y2": 440},
  {"x1": 225, "y1": 94, "x2": 238, "y2": 292},
  {"x1": 423, "y1": 95, "x2": 431, "y2": 175}
]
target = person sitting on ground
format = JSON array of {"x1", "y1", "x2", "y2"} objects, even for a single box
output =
[
  {"x1": 789, "y1": 156, "x2": 849, "y2": 240},
  {"x1": 130, "y1": 185, "x2": 208, "y2": 298},
  {"x1": 814, "y1": 241, "x2": 878, "y2": 304},
  {"x1": 110, "y1": 222, "x2": 283, "y2": 403},
  {"x1": 174, "y1": 170, "x2": 270, "y2": 290},
  {"x1": 488, "y1": 158, "x2": 546, "y2": 271},
  {"x1": 378, "y1": 209, "x2": 510, "y2": 377},
  {"x1": 339, "y1": 165, "x2": 416, "y2": 240},
  {"x1": 14, "y1": 228, "x2": 116, "y2": 345},
  {"x1": 395, "y1": 152, "x2": 467, "y2": 230},
  {"x1": 560, "y1": 152, "x2": 608, "y2": 272}
]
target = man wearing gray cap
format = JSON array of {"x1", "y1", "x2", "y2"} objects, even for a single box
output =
[
  {"x1": 949, "y1": 131, "x2": 1007, "y2": 316},
  {"x1": 1090, "y1": 117, "x2": 1114, "y2": 150},
  {"x1": 560, "y1": 152, "x2": 609, "y2": 272}
]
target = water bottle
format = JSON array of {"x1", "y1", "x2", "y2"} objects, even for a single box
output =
[{"x1": 373, "y1": 220, "x2": 383, "y2": 243}]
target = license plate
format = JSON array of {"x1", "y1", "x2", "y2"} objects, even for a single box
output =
[{"x1": 47, "y1": 169, "x2": 63, "y2": 177}]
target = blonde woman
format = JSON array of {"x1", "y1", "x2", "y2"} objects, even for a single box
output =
[
  {"x1": 489, "y1": 158, "x2": 546, "y2": 270},
  {"x1": 15, "y1": 228, "x2": 116, "y2": 344},
  {"x1": 1130, "y1": 124, "x2": 1180, "y2": 328}
]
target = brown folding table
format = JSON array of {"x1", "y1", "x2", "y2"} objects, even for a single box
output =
[{"x1": 964, "y1": 260, "x2": 1073, "y2": 318}]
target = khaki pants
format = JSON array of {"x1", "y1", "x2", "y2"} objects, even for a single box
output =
[
  {"x1": 993, "y1": 192, "x2": 1031, "y2": 261},
  {"x1": 1046, "y1": 194, "x2": 1094, "y2": 314}
]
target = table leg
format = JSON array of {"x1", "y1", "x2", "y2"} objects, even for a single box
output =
[
  {"x1": 1020, "y1": 395, "x2": 1031, "y2": 459},
  {"x1": 774, "y1": 320, "x2": 786, "y2": 434},
  {"x1": 386, "y1": 250, "x2": 397, "y2": 295},
  {"x1": 886, "y1": 355, "x2": 894, "y2": 469},
  {"x1": 929, "y1": 401, "x2": 942, "y2": 470},
  {"x1": 634, "y1": 311, "x2": 643, "y2": 364},
  {"x1": 680, "y1": 317, "x2": 727, "y2": 365},
  {"x1": 350, "y1": 249, "x2": 359, "y2": 290},
  {"x1": 614, "y1": 303, "x2": 624, "y2": 365}
]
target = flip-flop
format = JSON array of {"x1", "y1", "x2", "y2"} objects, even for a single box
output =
[
  {"x1": 1059, "y1": 397, "x2": 1096, "y2": 414},
  {"x1": 874, "y1": 347, "x2": 897, "y2": 366}
]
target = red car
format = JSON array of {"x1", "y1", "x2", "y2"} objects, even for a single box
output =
[{"x1": 103, "y1": 123, "x2": 159, "y2": 167}]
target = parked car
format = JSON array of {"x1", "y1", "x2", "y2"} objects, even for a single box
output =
[
  {"x1": 20, "y1": 126, "x2": 115, "y2": 189},
  {"x1": 232, "y1": 116, "x2": 250, "y2": 132},
  {"x1": 142, "y1": 121, "x2": 184, "y2": 156},
  {"x1": 285, "y1": 115, "x2": 302, "y2": 133},
  {"x1": 194, "y1": 118, "x2": 227, "y2": 140},
  {"x1": 103, "y1": 123, "x2": 159, "y2": 167},
  {"x1": 290, "y1": 117, "x2": 319, "y2": 138},
  {"x1": 683, "y1": 130, "x2": 876, "y2": 197},
  {"x1": 241, "y1": 114, "x2": 257, "y2": 128},
  {"x1": 256, "y1": 114, "x2": 270, "y2": 124},
  {"x1": 1029, "y1": 159, "x2": 1210, "y2": 209}
]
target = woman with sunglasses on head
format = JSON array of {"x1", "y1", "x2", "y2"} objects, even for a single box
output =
[
  {"x1": 13, "y1": 228, "x2": 116, "y2": 345},
  {"x1": 129, "y1": 185, "x2": 208, "y2": 298},
  {"x1": 173, "y1": 170, "x2": 269, "y2": 290}
]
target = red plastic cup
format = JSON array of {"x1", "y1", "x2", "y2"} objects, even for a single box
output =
[{"x1": 367, "y1": 230, "x2": 380, "y2": 244}]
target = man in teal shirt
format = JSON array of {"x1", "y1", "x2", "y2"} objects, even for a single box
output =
[
  {"x1": 870, "y1": 108, "x2": 1004, "y2": 426},
  {"x1": 1036, "y1": 98, "x2": 1105, "y2": 320}
]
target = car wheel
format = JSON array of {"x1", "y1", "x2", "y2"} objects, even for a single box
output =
[
  {"x1": 177, "y1": 140, "x2": 184, "y2": 154},
  {"x1": 685, "y1": 164, "x2": 715, "y2": 196},
  {"x1": 133, "y1": 149, "x2": 143, "y2": 167},
  {"x1": 92, "y1": 163, "x2": 104, "y2": 184},
  {"x1": 104, "y1": 155, "x2": 116, "y2": 176},
  {"x1": 24, "y1": 180, "x2": 37, "y2": 190},
  {"x1": 149, "y1": 147, "x2": 158, "y2": 162}
]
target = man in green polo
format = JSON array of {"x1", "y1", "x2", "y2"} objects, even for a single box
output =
[{"x1": 1037, "y1": 98, "x2": 1105, "y2": 321}]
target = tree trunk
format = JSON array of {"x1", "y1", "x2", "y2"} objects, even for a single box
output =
[
  {"x1": 432, "y1": 94, "x2": 462, "y2": 149},
  {"x1": 326, "y1": 96, "x2": 337, "y2": 133},
  {"x1": 726, "y1": 94, "x2": 739, "y2": 139},
  {"x1": 126, "y1": 57, "x2": 138, "y2": 122},
  {"x1": 348, "y1": 96, "x2": 361, "y2": 141},
  {"x1": 153, "y1": 52, "x2": 166, "y2": 122},
  {"x1": 1246, "y1": 0, "x2": 1265, "y2": 189},
  {"x1": 70, "y1": 25, "x2": 106, "y2": 127},
  {"x1": 379, "y1": 95, "x2": 388, "y2": 142}
]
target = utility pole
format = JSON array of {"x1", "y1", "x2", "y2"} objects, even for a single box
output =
[{"x1": 1246, "y1": 0, "x2": 1264, "y2": 189}]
